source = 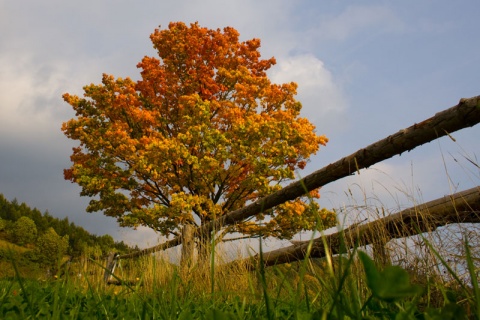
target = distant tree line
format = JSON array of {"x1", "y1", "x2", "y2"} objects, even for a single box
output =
[{"x1": 0, "y1": 194, "x2": 136, "y2": 262}]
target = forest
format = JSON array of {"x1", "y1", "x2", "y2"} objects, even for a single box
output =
[{"x1": 0, "y1": 194, "x2": 135, "y2": 278}]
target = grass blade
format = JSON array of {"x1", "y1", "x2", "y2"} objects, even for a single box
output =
[{"x1": 464, "y1": 236, "x2": 480, "y2": 319}]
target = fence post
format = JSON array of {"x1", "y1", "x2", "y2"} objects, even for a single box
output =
[
  {"x1": 104, "y1": 252, "x2": 118, "y2": 283},
  {"x1": 180, "y1": 224, "x2": 195, "y2": 270}
]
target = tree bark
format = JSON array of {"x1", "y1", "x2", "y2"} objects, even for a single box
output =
[
  {"x1": 117, "y1": 237, "x2": 181, "y2": 259},
  {"x1": 238, "y1": 186, "x2": 480, "y2": 269},
  {"x1": 180, "y1": 224, "x2": 195, "y2": 270}
]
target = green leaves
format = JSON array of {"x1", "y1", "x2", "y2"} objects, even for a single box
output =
[
  {"x1": 12, "y1": 216, "x2": 37, "y2": 246},
  {"x1": 358, "y1": 251, "x2": 423, "y2": 302}
]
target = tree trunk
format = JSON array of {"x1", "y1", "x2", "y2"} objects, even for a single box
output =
[{"x1": 180, "y1": 224, "x2": 195, "y2": 270}]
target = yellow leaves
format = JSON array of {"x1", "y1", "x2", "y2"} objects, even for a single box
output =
[
  {"x1": 317, "y1": 134, "x2": 329, "y2": 147},
  {"x1": 168, "y1": 193, "x2": 221, "y2": 222},
  {"x1": 235, "y1": 221, "x2": 261, "y2": 234},
  {"x1": 317, "y1": 208, "x2": 337, "y2": 228}
]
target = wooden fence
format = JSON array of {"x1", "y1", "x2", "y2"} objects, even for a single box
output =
[
  {"x1": 236, "y1": 186, "x2": 480, "y2": 270},
  {"x1": 104, "y1": 95, "x2": 480, "y2": 282}
]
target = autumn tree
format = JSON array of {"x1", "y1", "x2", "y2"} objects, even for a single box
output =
[{"x1": 62, "y1": 22, "x2": 335, "y2": 250}]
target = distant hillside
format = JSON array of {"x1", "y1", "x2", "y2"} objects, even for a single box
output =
[{"x1": 0, "y1": 193, "x2": 137, "y2": 259}]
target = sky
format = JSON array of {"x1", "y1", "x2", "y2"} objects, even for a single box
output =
[{"x1": 0, "y1": 0, "x2": 479, "y2": 251}]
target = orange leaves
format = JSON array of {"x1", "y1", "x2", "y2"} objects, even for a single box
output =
[
  {"x1": 238, "y1": 198, "x2": 337, "y2": 239},
  {"x1": 62, "y1": 21, "x2": 331, "y2": 238},
  {"x1": 282, "y1": 201, "x2": 306, "y2": 216}
]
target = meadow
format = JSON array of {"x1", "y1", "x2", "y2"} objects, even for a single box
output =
[{"x1": 1, "y1": 212, "x2": 479, "y2": 319}]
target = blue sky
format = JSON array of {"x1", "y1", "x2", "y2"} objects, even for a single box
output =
[{"x1": 0, "y1": 1, "x2": 479, "y2": 249}]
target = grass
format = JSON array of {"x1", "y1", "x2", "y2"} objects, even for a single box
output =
[
  {"x1": 1, "y1": 192, "x2": 479, "y2": 319},
  {"x1": 2, "y1": 192, "x2": 479, "y2": 319},
  {"x1": 1, "y1": 221, "x2": 478, "y2": 319},
  {"x1": 0, "y1": 239, "x2": 31, "y2": 253}
]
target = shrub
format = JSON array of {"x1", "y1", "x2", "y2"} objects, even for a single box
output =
[
  {"x1": 12, "y1": 216, "x2": 37, "y2": 246},
  {"x1": 34, "y1": 228, "x2": 69, "y2": 269}
]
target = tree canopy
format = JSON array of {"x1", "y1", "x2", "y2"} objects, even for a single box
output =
[
  {"x1": 62, "y1": 22, "x2": 335, "y2": 241},
  {"x1": 34, "y1": 227, "x2": 69, "y2": 268},
  {"x1": 12, "y1": 216, "x2": 37, "y2": 246}
]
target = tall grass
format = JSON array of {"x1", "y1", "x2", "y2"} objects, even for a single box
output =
[{"x1": 2, "y1": 216, "x2": 478, "y2": 318}]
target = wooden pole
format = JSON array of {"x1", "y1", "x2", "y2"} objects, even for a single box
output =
[
  {"x1": 103, "y1": 252, "x2": 118, "y2": 283},
  {"x1": 117, "y1": 237, "x2": 181, "y2": 260},
  {"x1": 238, "y1": 186, "x2": 480, "y2": 269}
]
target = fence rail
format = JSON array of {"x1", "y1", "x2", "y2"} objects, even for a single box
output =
[{"x1": 235, "y1": 186, "x2": 480, "y2": 269}]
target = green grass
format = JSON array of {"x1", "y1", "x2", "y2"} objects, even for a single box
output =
[
  {"x1": 1, "y1": 234, "x2": 476, "y2": 319},
  {"x1": 2, "y1": 178, "x2": 478, "y2": 318},
  {"x1": 1, "y1": 197, "x2": 477, "y2": 319}
]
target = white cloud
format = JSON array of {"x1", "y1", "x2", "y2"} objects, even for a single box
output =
[
  {"x1": 0, "y1": 55, "x2": 58, "y2": 137},
  {"x1": 269, "y1": 54, "x2": 348, "y2": 134},
  {"x1": 115, "y1": 226, "x2": 163, "y2": 249},
  {"x1": 0, "y1": 0, "x2": 302, "y2": 249},
  {"x1": 0, "y1": 53, "x2": 93, "y2": 144}
]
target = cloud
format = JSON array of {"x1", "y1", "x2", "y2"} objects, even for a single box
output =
[
  {"x1": 269, "y1": 54, "x2": 349, "y2": 134},
  {"x1": 115, "y1": 226, "x2": 162, "y2": 248},
  {"x1": 0, "y1": 56, "x2": 62, "y2": 135},
  {"x1": 0, "y1": 52, "x2": 103, "y2": 151},
  {"x1": 3, "y1": 1, "x2": 410, "y2": 249}
]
